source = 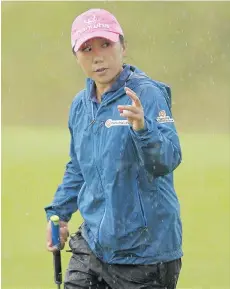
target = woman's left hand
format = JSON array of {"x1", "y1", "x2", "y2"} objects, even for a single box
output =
[{"x1": 118, "y1": 87, "x2": 145, "y2": 131}]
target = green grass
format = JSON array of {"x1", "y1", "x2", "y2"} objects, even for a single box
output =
[{"x1": 1, "y1": 126, "x2": 229, "y2": 289}]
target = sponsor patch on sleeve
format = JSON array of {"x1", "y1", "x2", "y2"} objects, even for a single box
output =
[{"x1": 156, "y1": 110, "x2": 174, "y2": 123}]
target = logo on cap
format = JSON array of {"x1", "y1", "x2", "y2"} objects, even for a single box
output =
[{"x1": 84, "y1": 15, "x2": 97, "y2": 24}]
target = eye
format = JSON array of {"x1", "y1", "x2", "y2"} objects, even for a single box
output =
[
  {"x1": 81, "y1": 46, "x2": 92, "y2": 52},
  {"x1": 102, "y1": 41, "x2": 110, "y2": 48}
]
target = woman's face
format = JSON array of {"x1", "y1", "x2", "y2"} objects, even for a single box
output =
[{"x1": 76, "y1": 37, "x2": 125, "y2": 87}]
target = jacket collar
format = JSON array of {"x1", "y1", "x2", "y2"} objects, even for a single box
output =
[{"x1": 86, "y1": 64, "x2": 132, "y2": 103}]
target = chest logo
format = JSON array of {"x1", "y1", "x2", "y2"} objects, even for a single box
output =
[{"x1": 105, "y1": 119, "x2": 129, "y2": 128}]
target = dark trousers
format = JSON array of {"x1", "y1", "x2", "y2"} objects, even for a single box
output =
[{"x1": 64, "y1": 230, "x2": 182, "y2": 289}]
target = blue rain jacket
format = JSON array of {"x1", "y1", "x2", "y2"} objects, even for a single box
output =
[{"x1": 45, "y1": 64, "x2": 183, "y2": 264}]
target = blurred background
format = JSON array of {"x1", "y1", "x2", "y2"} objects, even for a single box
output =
[{"x1": 1, "y1": 2, "x2": 230, "y2": 289}]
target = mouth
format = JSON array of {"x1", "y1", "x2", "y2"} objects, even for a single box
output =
[{"x1": 94, "y1": 68, "x2": 107, "y2": 73}]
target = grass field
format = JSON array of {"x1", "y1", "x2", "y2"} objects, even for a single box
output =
[{"x1": 1, "y1": 126, "x2": 229, "y2": 289}]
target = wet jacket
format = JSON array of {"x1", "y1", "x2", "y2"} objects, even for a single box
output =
[{"x1": 45, "y1": 64, "x2": 183, "y2": 264}]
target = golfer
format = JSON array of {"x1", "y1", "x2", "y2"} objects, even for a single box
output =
[{"x1": 45, "y1": 8, "x2": 183, "y2": 289}]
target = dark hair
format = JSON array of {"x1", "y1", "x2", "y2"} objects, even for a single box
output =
[
  {"x1": 119, "y1": 34, "x2": 125, "y2": 46},
  {"x1": 72, "y1": 34, "x2": 125, "y2": 55}
]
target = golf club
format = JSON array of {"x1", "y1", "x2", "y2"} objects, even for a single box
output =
[{"x1": 50, "y1": 215, "x2": 62, "y2": 289}]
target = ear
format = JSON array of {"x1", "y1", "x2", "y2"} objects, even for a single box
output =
[{"x1": 122, "y1": 43, "x2": 126, "y2": 57}]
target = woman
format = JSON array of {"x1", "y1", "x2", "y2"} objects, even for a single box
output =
[{"x1": 45, "y1": 8, "x2": 183, "y2": 289}]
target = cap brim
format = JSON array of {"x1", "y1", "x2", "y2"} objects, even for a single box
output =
[{"x1": 73, "y1": 31, "x2": 120, "y2": 52}]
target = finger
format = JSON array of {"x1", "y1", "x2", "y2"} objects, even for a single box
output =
[
  {"x1": 46, "y1": 221, "x2": 53, "y2": 246},
  {"x1": 59, "y1": 221, "x2": 68, "y2": 228},
  {"x1": 60, "y1": 243, "x2": 65, "y2": 250},
  {"x1": 60, "y1": 235, "x2": 68, "y2": 244},
  {"x1": 59, "y1": 222, "x2": 69, "y2": 236},
  {"x1": 47, "y1": 243, "x2": 58, "y2": 252},
  {"x1": 46, "y1": 232, "x2": 52, "y2": 246},
  {"x1": 60, "y1": 227, "x2": 69, "y2": 239},
  {"x1": 120, "y1": 110, "x2": 143, "y2": 120},
  {"x1": 117, "y1": 105, "x2": 140, "y2": 114},
  {"x1": 47, "y1": 239, "x2": 52, "y2": 246},
  {"x1": 124, "y1": 87, "x2": 142, "y2": 107},
  {"x1": 47, "y1": 238, "x2": 65, "y2": 252},
  {"x1": 60, "y1": 239, "x2": 67, "y2": 249},
  {"x1": 124, "y1": 86, "x2": 136, "y2": 94}
]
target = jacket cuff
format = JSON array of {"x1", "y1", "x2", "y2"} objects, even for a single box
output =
[
  {"x1": 45, "y1": 208, "x2": 70, "y2": 222},
  {"x1": 129, "y1": 118, "x2": 151, "y2": 138}
]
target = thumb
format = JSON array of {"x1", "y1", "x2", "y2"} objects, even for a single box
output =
[
  {"x1": 47, "y1": 239, "x2": 52, "y2": 247},
  {"x1": 46, "y1": 221, "x2": 53, "y2": 248}
]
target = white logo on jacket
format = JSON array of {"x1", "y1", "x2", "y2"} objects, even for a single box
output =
[
  {"x1": 105, "y1": 119, "x2": 129, "y2": 128},
  {"x1": 156, "y1": 110, "x2": 174, "y2": 123}
]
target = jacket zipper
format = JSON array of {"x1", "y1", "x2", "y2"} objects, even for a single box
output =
[{"x1": 89, "y1": 100, "x2": 107, "y2": 250}]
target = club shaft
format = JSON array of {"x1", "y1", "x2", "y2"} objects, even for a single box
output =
[{"x1": 53, "y1": 250, "x2": 62, "y2": 284}]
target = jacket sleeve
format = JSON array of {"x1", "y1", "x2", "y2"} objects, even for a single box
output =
[
  {"x1": 129, "y1": 84, "x2": 182, "y2": 179},
  {"x1": 44, "y1": 101, "x2": 85, "y2": 222}
]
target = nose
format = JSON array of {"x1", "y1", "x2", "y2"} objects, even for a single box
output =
[
  {"x1": 93, "y1": 56, "x2": 103, "y2": 64},
  {"x1": 92, "y1": 48, "x2": 104, "y2": 64}
]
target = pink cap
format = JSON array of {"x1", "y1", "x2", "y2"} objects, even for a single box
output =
[{"x1": 71, "y1": 9, "x2": 124, "y2": 52}]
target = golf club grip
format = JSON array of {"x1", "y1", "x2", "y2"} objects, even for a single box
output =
[
  {"x1": 50, "y1": 215, "x2": 62, "y2": 285},
  {"x1": 50, "y1": 216, "x2": 60, "y2": 247},
  {"x1": 53, "y1": 250, "x2": 62, "y2": 284}
]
